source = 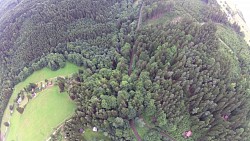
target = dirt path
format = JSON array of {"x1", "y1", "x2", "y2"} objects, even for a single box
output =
[
  {"x1": 128, "y1": 49, "x2": 134, "y2": 76},
  {"x1": 128, "y1": 2, "x2": 145, "y2": 140},
  {"x1": 129, "y1": 119, "x2": 142, "y2": 141},
  {"x1": 128, "y1": 2, "x2": 144, "y2": 76},
  {"x1": 45, "y1": 118, "x2": 72, "y2": 141},
  {"x1": 45, "y1": 124, "x2": 64, "y2": 141},
  {"x1": 219, "y1": 38, "x2": 234, "y2": 53},
  {"x1": 136, "y1": 1, "x2": 144, "y2": 31},
  {"x1": 139, "y1": 116, "x2": 176, "y2": 141}
]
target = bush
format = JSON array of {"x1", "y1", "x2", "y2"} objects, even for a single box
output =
[
  {"x1": 16, "y1": 107, "x2": 24, "y2": 114},
  {"x1": 135, "y1": 117, "x2": 145, "y2": 128},
  {"x1": 9, "y1": 105, "x2": 14, "y2": 111},
  {"x1": 4, "y1": 122, "x2": 10, "y2": 127},
  {"x1": 27, "y1": 95, "x2": 33, "y2": 100}
]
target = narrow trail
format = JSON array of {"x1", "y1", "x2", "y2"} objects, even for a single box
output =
[
  {"x1": 129, "y1": 120, "x2": 142, "y2": 141},
  {"x1": 45, "y1": 124, "x2": 64, "y2": 141},
  {"x1": 140, "y1": 116, "x2": 177, "y2": 141},
  {"x1": 128, "y1": 49, "x2": 134, "y2": 76},
  {"x1": 128, "y1": 1, "x2": 144, "y2": 76},
  {"x1": 136, "y1": 1, "x2": 144, "y2": 31},
  {"x1": 128, "y1": 2, "x2": 144, "y2": 141},
  {"x1": 219, "y1": 38, "x2": 234, "y2": 53},
  {"x1": 45, "y1": 118, "x2": 72, "y2": 141}
]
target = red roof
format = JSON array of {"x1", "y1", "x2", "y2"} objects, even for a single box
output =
[
  {"x1": 186, "y1": 131, "x2": 192, "y2": 137},
  {"x1": 183, "y1": 130, "x2": 192, "y2": 138}
]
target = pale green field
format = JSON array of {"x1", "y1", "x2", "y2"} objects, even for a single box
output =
[
  {"x1": 1, "y1": 62, "x2": 80, "y2": 140},
  {"x1": 6, "y1": 86, "x2": 76, "y2": 141}
]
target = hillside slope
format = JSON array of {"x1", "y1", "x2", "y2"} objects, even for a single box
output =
[
  {"x1": 216, "y1": 0, "x2": 250, "y2": 45},
  {"x1": 0, "y1": 0, "x2": 250, "y2": 141}
]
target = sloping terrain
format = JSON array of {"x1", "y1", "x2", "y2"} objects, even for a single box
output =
[
  {"x1": 216, "y1": 0, "x2": 250, "y2": 45},
  {"x1": 0, "y1": 0, "x2": 250, "y2": 141},
  {"x1": 1, "y1": 63, "x2": 80, "y2": 141}
]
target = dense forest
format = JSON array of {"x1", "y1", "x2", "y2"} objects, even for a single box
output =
[{"x1": 1, "y1": 0, "x2": 250, "y2": 140}]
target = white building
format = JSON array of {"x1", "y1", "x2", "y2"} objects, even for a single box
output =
[
  {"x1": 92, "y1": 127, "x2": 97, "y2": 132},
  {"x1": 17, "y1": 97, "x2": 22, "y2": 104}
]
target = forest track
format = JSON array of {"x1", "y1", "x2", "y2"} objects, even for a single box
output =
[
  {"x1": 140, "y1": 116, "x2": 177, "y2": 141},
  {"x1": 45, "y1": 119, "x2": 72, "y2": 141},
  {"x1": 219, "y1": 38, "x2": 234, "y2": 53},
  {"x1": 136, "y1": 1, "x2": 144, "y2": 31},
  {"x1": 128, "y1": 1, "x2": 144, "y2": 76},
  {"x1": 129, "y1": 119, "x2": 142, "y2": 141},
  {"x1": 128, "y1": 2, "x2": 145, "y2": 140},
  {"x1": 128, "y1": 49, "x2": 134, "y2": 76}
]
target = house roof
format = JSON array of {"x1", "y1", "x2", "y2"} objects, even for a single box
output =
[
  {"x1": 79, "y1": 128, "x2": 84, "y2": 133},
  {"x1": 17, "y1": 97, "x2": 22, "y2": 103},
  {"x1": 93, "y1": 127, "x2": 97, "y2": 132},
  {"x1": 186, "y1": 131, "x2": 192, "y2": 137}
]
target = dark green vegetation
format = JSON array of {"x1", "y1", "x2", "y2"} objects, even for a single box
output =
[{"x1": 1, "y1": 0, "x2": 250, "y2": 141}]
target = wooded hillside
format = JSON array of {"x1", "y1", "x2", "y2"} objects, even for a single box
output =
[{"x1": 0, "y1": 0, "x2": 250, "y2": 140}]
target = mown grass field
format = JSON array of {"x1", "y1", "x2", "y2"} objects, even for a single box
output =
[
  {"x1": 1, "y1": 62, "x2": 80, "y2": 141},
  {"x1": 6, "y1": 87, "x2": 76, "y2": 141}
]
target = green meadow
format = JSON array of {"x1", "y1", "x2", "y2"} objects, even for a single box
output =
[{"x1": 1, "y1": 62, "x2": 80, "y2": 141}]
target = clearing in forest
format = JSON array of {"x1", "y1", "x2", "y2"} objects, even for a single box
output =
[
  {"x1": 82, "y1": 128, "x2": 111, "y2": 141},
  {"x1": 6, "y1": 87, "x2": 76, "y2": 141},
  {"x1": 1, "y1": 62, "x2": 80, "y2": 141}
]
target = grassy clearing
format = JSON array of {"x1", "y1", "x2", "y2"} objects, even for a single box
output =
[
  {"x1": 216, "y1": 24, "x2": 250, "y2": 75},
  {"x1": 145, "y1": 0, "x2": 206, "y2": 26},
  {"x1": 216, "y1": 25, "x2": 249, "y2": 52},
  {"x1": 14, "y1": 62, "x2": 80, "y2": 94},
  {"x1": 6, "y1": 86, "x2": 76, "y2": 141},
  {"x1": 83, "y1": 129, "x2": 110, "y2": 141},
  {"x1": 1, "y1": 62, "x2": 80, "y2": 140},
  {"x1": 136, "y1": 125, "x2": 148, "y2": 139},
  {"x1": 216, "y1": 0, "x2": 250, "y2": 45},
  {"x1": 140, "y1": 113, "x2": 193, "y2": 141}
]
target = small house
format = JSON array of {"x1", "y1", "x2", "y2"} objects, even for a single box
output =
[
  {"x1": 42, "y1": 84, "x2": 46, "y2": 88},
  {"x1": 93, "y1": 127, "x2": 97, "y2": 132},
  {"x1": 79, "y1": 128, "x2": 85, "y2": 134},
  {"x1": 32, "y1": 93, "x2": 37, "y2": 98},
  {"x1": 17, "y1": 97, "x2": 22, "y2": 104},
  {"x1": 183, "y1": 130, "x2": 192, "y2": 138}
]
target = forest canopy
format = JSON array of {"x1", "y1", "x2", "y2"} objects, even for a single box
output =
[{"x1": 0, "y1": 0, "x2": 250, "y2": 141}]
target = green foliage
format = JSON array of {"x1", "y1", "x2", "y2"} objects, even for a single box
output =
[
  {"x1": 143, "y1": 130, "x2": 162, "y2": 141},
  {"x1": 16, "y1": 107, "x2": 24, "y2": 114},
  {"x1": 4, "y1": 122, "x2": 9, "y2": 127},
  {"x1": 82, "y1": 129, "x2": 111, "y2": 141},
  {"x1": 1, "y1": 62, "x2": 80, "y2": 136},
  {"x1": 1, "y1": 0, "x2": 250, "y2": 141},
  {"x1": 46, "y1": 53, "x2": 66, "y2": 71}
]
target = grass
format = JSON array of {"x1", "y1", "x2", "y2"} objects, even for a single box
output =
[
  {"x1": 140, "y1": 113, "x2": 194, "y2": 141},
  {"x1": 136, "y1": 125, "x2": 148, "y2": 139},
  {"x1": 6, "y1": 86, "x2": 76, "y2": 141},
  {"x1": 144, "y1": 0, "x2": 206, "y2": 26},
  {"x1": 83, "y1": 129, "x2": 110, "y2": 141},
  {"x1": 1, "y1": 62, "x2": 80, "y2": 140},
  {"x1": 216, "y1": 0, "x2": 250, "y2": 45},
  {"x1": 14, "y1": 62, "x2": 80, "y2": 94},
  {"x1": 216, "y1": 24, "x2": 250, "y2": 75}
]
